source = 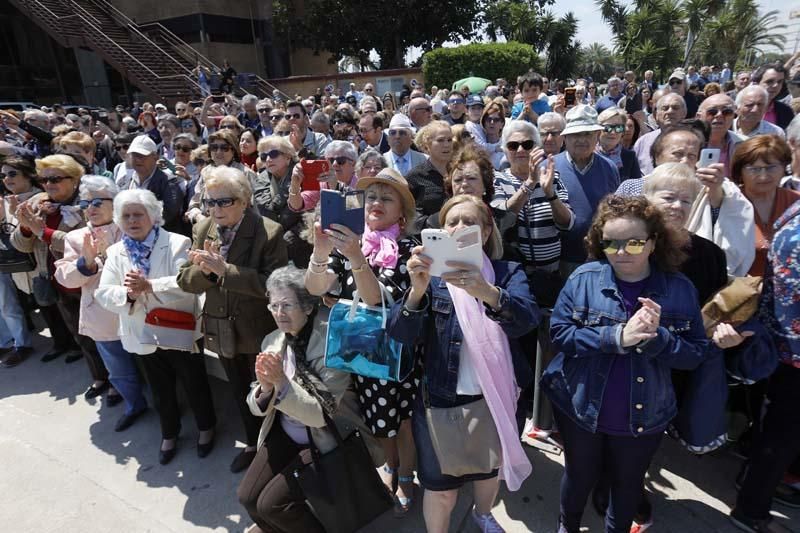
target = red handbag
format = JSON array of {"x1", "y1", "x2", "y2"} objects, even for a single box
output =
[{"x1": 145, "y1": 308, "x2": 196, "y2": 330}]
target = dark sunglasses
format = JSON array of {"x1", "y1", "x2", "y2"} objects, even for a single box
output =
[
  {"x1": 79, "y1": 198, "x2": 113, "y2": 210},
  {"x1": 327, "y1": 156, "x2": 353, "y2": 165},
  {"x1": 669, "y1": 79, "x2": 683, "y2": 86},
  {"x1": 332, "y1": 119, "x2": 350, "y2": 125},
  {"x1": 260, "y1": 149, "x2": 284, "y2": 161},
  {"x1": 506, "y1": 140, "x2": 535, "y2": 151},
  {"x1": 704, "y1": 107, "x2": 735, "y2": 117},
  {"x1": 115, "y1": 144, "x2": 130, "y2": 151},
  {"x1": 448, "y1": 99, "x2": 465, "y2": 105},
  {"x1": 602, "y1": 124, "x2": 625, "y2": 133},
  {"x1": 485, "y1": 116, "x2": 504, "y2": 124},
  {"x1": 209, "y1": 143, "x2": 232, "y2": 152},
  {"x1": 0, "y1": 170, "x2": 20, "y2": 179},
  {"x1": 269, "y1": 114, "x2": 284, "y2": 121},
  {"x1": 193, "y1": 158, "x2": 208, "y2": 166},
  {"x1": 202, "y1": 197, "x2": 236, "y2": 208},
  {"x1": 174, "y1": 145, "x2": 193, "y2": 153},
  {"x1": 38, "y1": 176, "x2": 71, "y2": 185},
  {"x1": 257, "y1": 108, "x2": 271, "y2": 114},
  {"x1": 601, "y1": 238, "x2": 650, "y2": 255}
]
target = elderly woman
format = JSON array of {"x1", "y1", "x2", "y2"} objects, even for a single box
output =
[
  {"x1": 478, "y1": 102, "x2": 507, "y2": 170},
  {"x1": 287, "y1": 140, "x2": 359, "y2": 212},
  {"x1": 11, "y1": 155, "x2": 94, "y2": 366},
  {"x1": 491, "y1": 120, "x2": 574, "y2": 307},
  {"x1": 732, "y1": 136, "x2": 800, "y2": 277},
  {"x1": 54, "y1": 177, "x2": 147, "y2": 428},
  {"x1": 95, "y1": 189, "x2": 216, "y2": 465},
  {"x1": 304, "y1": 168, "x2": 419, "y2": 514},
  {"x1": 355, "y1": 148, "x2": 387, "y2": 180},
  {"x1": 388, "y1": 194, "x2": 538, "y2": 532},
  {"x1": 171, "y1": 133, "x2": 200, "y2": 189},
  {"x1": 219, "y1": 115, "x2": 244, "y2": 137},
  {"x1": 237, "y1": 265, "x2": 378, "y2": 532},
  {"x1": 542, "y1": 195, "x2": 708, "y2": 533},
  {"x1": 59, "y1": 130, "x2": 111, "y2": 178},
  {"x1": 0, "y1": 157, "x2": 40, "y2": 368},
  {"x1": 177, "y1": 166, "x2": 287, "y2": 473},
  {"x1": 596, "y1": 108, "x2": 642, "y2": 183},
  {"x1": 406, "y1": 121, "x2": 453, "y2": 235}
]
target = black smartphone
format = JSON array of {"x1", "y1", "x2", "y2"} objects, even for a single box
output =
[
  {"x1": 565, "y1": 87, "x2": 576, "y2": 106},
  {"x1": 211, "y1": 94, "x2": 225, "y2": 104},
  {"x1": 97, "y1": 111, "x2": 109, "y2": 126}
]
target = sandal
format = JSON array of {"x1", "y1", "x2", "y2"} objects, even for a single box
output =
[
  {"x1": 394, "y1": 475, "x2": 415, "y2": 517},
  {"x1": 379, "y1": 464, "x2": 397, "y2": 493}
]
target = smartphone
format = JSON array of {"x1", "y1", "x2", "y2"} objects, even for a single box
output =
[
  {"x1": 211, "y1": 94, "x2": 225, "y2": 104},
  {"x1": 565, "y1": 87, "x2": 576, "y2": 106},
  {"x1": 300, "y1": 159, "x2": 330, "y2": 192},
  {"x1": 698, "y1": 148, "x2": 721, "y2": 168},
  {"x1": 189, "y1": 101, "x2": 202, "y2": 108},
  {"x1": 320, "y1": 189, "x2": 365, "y2": 235},
  {"x1": 421, "y1": 226, "x2": 483, "y2": 278},
  {"x1": 96, "y1": 111, "x2": 109, "y2": 126},
  {"x1": 158, "y1": 158, "x2": 176, "y2": 173}
]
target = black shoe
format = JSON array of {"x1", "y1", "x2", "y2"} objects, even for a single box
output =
[
  {"x1": 41, "y1": 348, "x2": 65, "y2": 362},
  {"x1": 106, "y1": 392, "x2": 124, "y2": 407},
  {"x1": 65, "y1": 350, "x2": 83, "y2": 364},
  {"x1": 197, "y1": 432, "x2": 216, "y2": 458},
  {"x1": 730, "y1": 507, "x2": 793, "y2": 532},
  {"x1": 159, "y1": 446, "x2": 178, "y2": 465},
  {"x1": 114, "y1": 408, "x2": 147, "y2": 432},
  {"x1": 230, "y1": 449, "x2": 257, "y2": 473},
  {"x1": 84, "y1": 382, "x2": 110, "y2": 400},
  {"x1": 0, "y1": 347, "x2": 32, "y2": 368},
  {"x1": 774, "y1": 483, "x2": 800, "y2": 509},
  {"x1": 0, "y1": 346, "x2": 13, "y2": 356}
]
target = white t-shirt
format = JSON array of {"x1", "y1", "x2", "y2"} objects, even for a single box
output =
[{"x1": 456, "y1": 344, "x2": 482, "y2": 395}]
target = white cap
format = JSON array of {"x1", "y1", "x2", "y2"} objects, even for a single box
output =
[
  {"x1": 154, "y1": 103, "x2": 167, "y2": 111},
  {"x1": 128, "y1": 135, "x2": 157, "y2": 156},
  {"x1": 388, "y1": 113, "x2": 417, "y2": 134}
]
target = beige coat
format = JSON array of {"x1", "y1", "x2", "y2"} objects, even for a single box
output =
[{"x1": 247, "y1": 313, "x2": 383, "y2": 464}]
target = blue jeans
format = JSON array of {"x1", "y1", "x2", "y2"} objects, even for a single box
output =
[
  {"x1": 96, "y1": 340, "x2": 147, "y2": 415},
  {"x1": 0, "y1": 273, "x2": 31, "y2": 348}
]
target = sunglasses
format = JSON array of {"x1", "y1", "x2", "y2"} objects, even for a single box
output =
[
  {"x1": 0, "y1": 170, "x2": 19, "y2": 179},
  {"x1": 257, "y1": 108, "x2": 271, "y2": 114},
  {"x1": 38, "y1": 175, "x2": 71, "y2": 185},
  {"x1": 704, "y1": 107, "x2": 735, "y2": 117},
  {"x1": 485, "y1": 116, "x2": 504, "y2": 124},
  {"x1": 448, "y1": 99, "x2": 465, "y2": 105},
  {"x1": 285, "y1": 113, "x2": 303, "y2": 120},
  {"x1": 506, "y1": 140, "x2": 535, "y2": 151},
  {"x1": 387, "y1": 129, "x2": 409, "y2": 137},
  {"x1": 602, "y1": 124, "x2": 625, "y2": 133},
  {"x1": 115, "y1": 144, "x2": 130, "y2": 151},
  {"x1": 601, "y1": 238, "x2": 650, "y2": 255},
  {"x1": 669, "y1": 79, "x2": 683, "y2": 86},
  {"x1": 327, "y1": 156, "x2": 353, "y2": 165},
  {"x1": 209, "y1": 143, "x2": 232, "y2": 152},
  {"x1": 259, "y1": 149, "x2": 284, "y2": 161},
  {"x1": 540, "y1": 130, "x2": 562, "y2": 137},
  {"x1": 193, "y1": 158, "x2": 207, "y2": 166},
  {"x1": 174, "y1": 145, "x2": 193, "y2": 153},
  {"x1": 269, "y1": 114, "x2": 284, "y2": 121},
  {"x1": 202, "y1": 197, "x2": 236, "y2": 208},
  {"x1": 332, "y1": 119, "x2": 350, "y2": 125},
  {"x1": 78, "y1": 198, "x2": 112, "y2": 210}
]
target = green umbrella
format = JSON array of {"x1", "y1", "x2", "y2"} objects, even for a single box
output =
[{"x1": 451, "y1": 77, "x2": 491, "y2": 94}]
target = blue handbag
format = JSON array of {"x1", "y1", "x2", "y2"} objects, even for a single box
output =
[{"x1": 325, "y1": 287, "x2": 411, "y2": 382}]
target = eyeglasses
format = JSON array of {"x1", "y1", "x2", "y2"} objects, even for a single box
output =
[
  {"x1": 669, "y1": 79, "x2": 683, "y2": 86},
  {"x1": 78, "y1": 198, "x2": 112, "y2": 210},
  {"x1": 37, "y1": 176, "x2": 71, "y2": 185},
  {"x1": 387, "y1": 129, "x2": 409, "y2": 137},
  {"x1": 485, "y1": 116, "x2": 504, "y2": 124},
  {"x1": 269, "y1": 114, "x2": 284, "y2": 121},
  {"x1": 209, "y1": 143, "x2": 232, "y2": 152},
  {"x1": 257, "y1": 108, "x2": 271, "y2": 114},
  {"x1": 506, "y1": 140, "x2": 535, "y2": 151},
  {"x1": 202, "y1": 197, "x2": 236, "y2": 208},
  {"x1": 193, "y1": 158, "x2": 207, "y2": 166},
  {"x1": 260, "y1": 149, "x2": 284, "y2": 161},
  {"x1": 540, "y1": 130, "x2": 562, "y2": 137},
  {"x1": 0, "y1": 170, "x2": 19, "y2": 179},
  {"x1": 704, "y1": 107, "x2": 735, "y2": 117},
  {"x1": 115, "y1": 144, "x2": 130, "y2": 151},
  {"x1": 743, "y1": 163, "x2": 782, "y2": 175},
  {"x1": 268, "y1": 302, "x2": 298, "y2": 313},
  {"x1": 602, "y1": 124, "x2": 625, "y2": 133},
  {"x1": 448, "y1": 99, "x2": 465, "y2": 105},
  {"x1": 327, "y1": 156, "x2": 353, "y2": 165},
  {"x1": 285, "y1": 113, "x2": 303, "y2": 120},
  {"x1": 601, "y1": 238, "x2": 650, "y2": 255},
  {"x1": 174, "y1": 145, "x2": 193, "y2": 153}
]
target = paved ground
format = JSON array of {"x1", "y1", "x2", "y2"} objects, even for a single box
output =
[{"x1": 0, "y1": 326, "x2": 798, "y2": 532}]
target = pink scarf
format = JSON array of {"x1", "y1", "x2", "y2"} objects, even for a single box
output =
[
  {"x1": 447, "y1": 253, "x2": 532, "y2": 491},
  {"x1": 360, "y1": 224, "x2": 400, "y2": 269}
]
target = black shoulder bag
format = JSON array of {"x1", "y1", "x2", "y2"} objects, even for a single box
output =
[{"x1": 0, "y1": 222, "x2": 35, "y2": 273}]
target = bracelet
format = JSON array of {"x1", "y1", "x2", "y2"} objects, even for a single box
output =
[
  {"x1": 545, "y1": 194, "x2": 558, "y2": 202},
  {"x1": 309, "y1": 258, "x2": 328, "y2": 268},
  {"x1": 351, "y1": 261, "x2": 368, "y2": 273},
  {"x1": 288, "y1": 189, "x2": 300, "y2": 196},
  {"x1": 309, "y1": 263, "x2": 327, "y2": 274}
]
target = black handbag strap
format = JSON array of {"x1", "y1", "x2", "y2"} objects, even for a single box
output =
[{"x1": 304, "y1": 409, "x2": 346, "y2": 466}]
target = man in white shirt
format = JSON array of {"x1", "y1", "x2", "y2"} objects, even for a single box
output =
[{"x1": 382, "y1": 114, "x2": 426, "y2": 176}]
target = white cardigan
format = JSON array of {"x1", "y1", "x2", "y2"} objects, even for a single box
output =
[{"x1": 94, "y1": 228, "x2": 202, "y2": 355}]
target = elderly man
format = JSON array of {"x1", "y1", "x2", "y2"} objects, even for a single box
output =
[
  {"x1": 237, "y1": 94, "x2": 261, "y2": 129},
  {"x1": 752, "y1": 63, "x2": 794, "y2": 129},
  {"x1": 633, "y1": 93, "x2": 687, "y2": 174},
  {"x1": 666, "y1": 69, "x2": 699, "y2": 118},
  {"x1": 554, "y1": 105, "x2": 621, "y2": 274},
  {"x1": 362, "y1": 82, "x2": 376, "y2": 101},
  {"x1": 309, "y1": 111, "x2": 331, "y2": 136},
  {"x1": 734, "y1": 86, "x2": 786, "y2": 139},
  {"x1": 643, "y1": 70, "x2": 657, "y2": 93},
  {"x1": 408, "y1": 97, "x2": 432, "y2": 129},
  {"x1": 358, "y1": 112, "x2": 389, "y2": 153},
  {"x1": 284, "y1": 100, "x2": 330, "y2": 158},
  {"x1": 382, "y1": 114, "x2": 426, "y2": 176},
  {"x1": 0, "y1": 108, "x2": 54, "y2": 157},
  {"x1": 728, "y1": 70, "x2": 752, "y2": 99},
  {"x1": 538, "y1": 112, "x2": 566, "y2": 156},
  {"x1": 595, "y1": 77, "x2": 624, "y2": 113},
  {"x1": 156, "y1": 114, "x2": 179, "y2": 160},
  {"x1": 255, "y1": 99, "x2": 273, "y2": 137},
  {"x1": 359, "y1": 96, "x2": 378, "y2": 115},
  {"x1": 120, "y1": 135, "x2": 184, "y2": 234},
  {"x1": 697, "y1": 93, "x2": 744, "y2": 177}
]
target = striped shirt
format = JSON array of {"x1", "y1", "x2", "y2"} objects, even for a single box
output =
[{"x1": 491, "y1": 169, "x2": 573, "y2": 271}]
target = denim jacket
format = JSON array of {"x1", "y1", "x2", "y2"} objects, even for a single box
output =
[
  {"x1": 387, "y1": 260, "x2": 540, "y2": 403},
  {"x1": 541, "y1": 260, "x2": 709, "y2": 436}
]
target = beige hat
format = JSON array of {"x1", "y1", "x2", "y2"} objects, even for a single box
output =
[
  {"x1": 561, "y1": 105, "x2": 604, "y2": 136},
  {"x1": 356, "y1": 168, "x2": 416, "y2": 225},
  {"x1": 669, "y1": 70, "x2": 686, "y2": 82}
]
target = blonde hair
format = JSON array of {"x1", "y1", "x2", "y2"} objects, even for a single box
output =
[
  {"x1": 642, "y1": 162, "x2": 702, "y2": 200},
  {"x1": 257, "y1": 135, "x2": 298, "y2": 163},
  {"x1": 58, "y1": 130, "x2": 96, "y2": 153},
  {"x1": 414, "y1": 120, "x2": 451, "y2": 154},
  {"x1": 203, "y1": 165, "x2": 252, "y2": 206},
  {"x1": 438, "y1": 194, "x2": 503, "y2": 260},
  {"x1": 35, "y1": 154, "x2": 84, "y2": 180},
  {"x1": 597, "y1": 107, "x2": 628, "y2": 124}
]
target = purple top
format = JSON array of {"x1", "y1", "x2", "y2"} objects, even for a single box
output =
[{"x1": 597, "y1": 276, "x2": 647, "y2": 435}]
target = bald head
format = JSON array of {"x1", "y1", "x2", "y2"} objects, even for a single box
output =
[
  {"x1": 408, "y1": 97, "x2": 432, "y2": 128},
  {"x1": 698, "y1": 93, "x2": 735, "y2": 136}
]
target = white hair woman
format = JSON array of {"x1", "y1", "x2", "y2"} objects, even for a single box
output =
[
  {"x1": 95, "y1": 189, "x2": 216, "y2": 465},
  {"x1": 178, "y1": 166, "x2": 288, "y2": 472},
  {"x1": 287, "y1": 140, "x2": 359, "y2": 212},
  {"x1": 54, "y1": 177, "x2": 147, "y2": 428}
]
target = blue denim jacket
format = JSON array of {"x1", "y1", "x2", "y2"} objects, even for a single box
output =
[
  {"x1": 387, "y1": 260, "x2": 540, "y2": 403},
  {"x1": 541, "y1": 260, "x2": 709, "y2": 436}
]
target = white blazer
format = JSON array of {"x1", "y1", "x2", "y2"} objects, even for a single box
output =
[{"x1": 94, "y1": 228, "x2": 202, "y2": 355}]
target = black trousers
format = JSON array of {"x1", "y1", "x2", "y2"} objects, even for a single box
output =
[
  {"x1": 219, "y1": 353, "x2": 261, "y2": 446},
  {"x1": 138, "y1": 348, "x2": 216, "y2": 439},
  {"x1": 56, "y1": 291, "x2": 108, "y2": 382},
  {"x1": 237, "y1": 424, "x2": 324, "y2": 533},
  {"x1": 737, "y1": 364, "x2": 800, "y2": 519},
  {"x1": 39, "y1": 302, "x2": 77, "y2": 350}
]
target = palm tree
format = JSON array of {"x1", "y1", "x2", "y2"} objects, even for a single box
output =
[
  {"x1": 580, "y1": 43, "x2": 616, "y2": 80},
  {"x1": 698, "y1": 0, "x2": 786, "y2": 67}
]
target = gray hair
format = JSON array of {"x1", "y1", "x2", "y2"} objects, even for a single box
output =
[
  {"x1": 501, "y1": 120, "x2": 541, "y2": 148},
  {"x1": 266, "y1": 265, "x2": 318, "y2": 311},
  {"x1": 79, "y1": 175, "x2": 118, "y2": 200},
  {"x1": 113, "y1": 189, "x2": 164, "y2": 227},
  {"x1": 597, "y1": 107, "x2": 628, "y2": 124},
  {"x1": 787, "y1": 114, "x2": 800, "y2": 144},
  {"x1": 242, "y1": 94, "x2": 259, "y2": 106},
  {"x1": 258, "y1": 98, "x2": 273, "y2": 110},
  {"x1": 324, "y1": 140, "x2": 358, "y2": 162},
  {"x1": 643, "y1": 162, "x2": 703, "y2": 200},
  {"x1": 157, "y1": 114, "x2": 180, "y2": 128},
  {"x1": 172, "y1": 133, "x2": 199, "y2": 149},
  {"x1": 657, "y1": 93, "x2": 687, "y2": 114},
  {"x1": 310, "y1": 110, "x2": 330, "y2": 127},
  {"x1": 735, "y1": 85, "x2": 769, "y2": 107},
  {"x1": 355, "y1": 148, "x2": 387, "y2": 176},
  {"x1": 203, "y1": 165, "x2": 252, "y2": 205},
  {"x1": 607, "y1": 76, "x2": 622, "y2": 85},
  {"x1": 538, "y1": 112, "x2": 566, "y2": 130}
]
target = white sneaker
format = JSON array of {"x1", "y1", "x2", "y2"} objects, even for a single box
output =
[{"x1": 471, "y1": 508, "x2": 506, "y2": 533}]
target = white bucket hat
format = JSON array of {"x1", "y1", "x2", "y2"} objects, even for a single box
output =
[{"x1": 561, "y1": 105, "x2": 604, "y2": 136}]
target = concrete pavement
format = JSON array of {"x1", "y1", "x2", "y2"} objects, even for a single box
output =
[{"x1": 0, "y1": 328, "x2": 797, "y2": 532}]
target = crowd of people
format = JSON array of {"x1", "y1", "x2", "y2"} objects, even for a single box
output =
[{"x1": 0, "y1": 55, "x2": 799, "y2": 533}]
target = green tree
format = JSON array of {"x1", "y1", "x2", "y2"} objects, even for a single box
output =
[
  {"x1": 579, "y1": 43, "x2": 617, "y2": 81},
  {"x1": 422, "y1": 42, "x2": 541, "y2": 90}
]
